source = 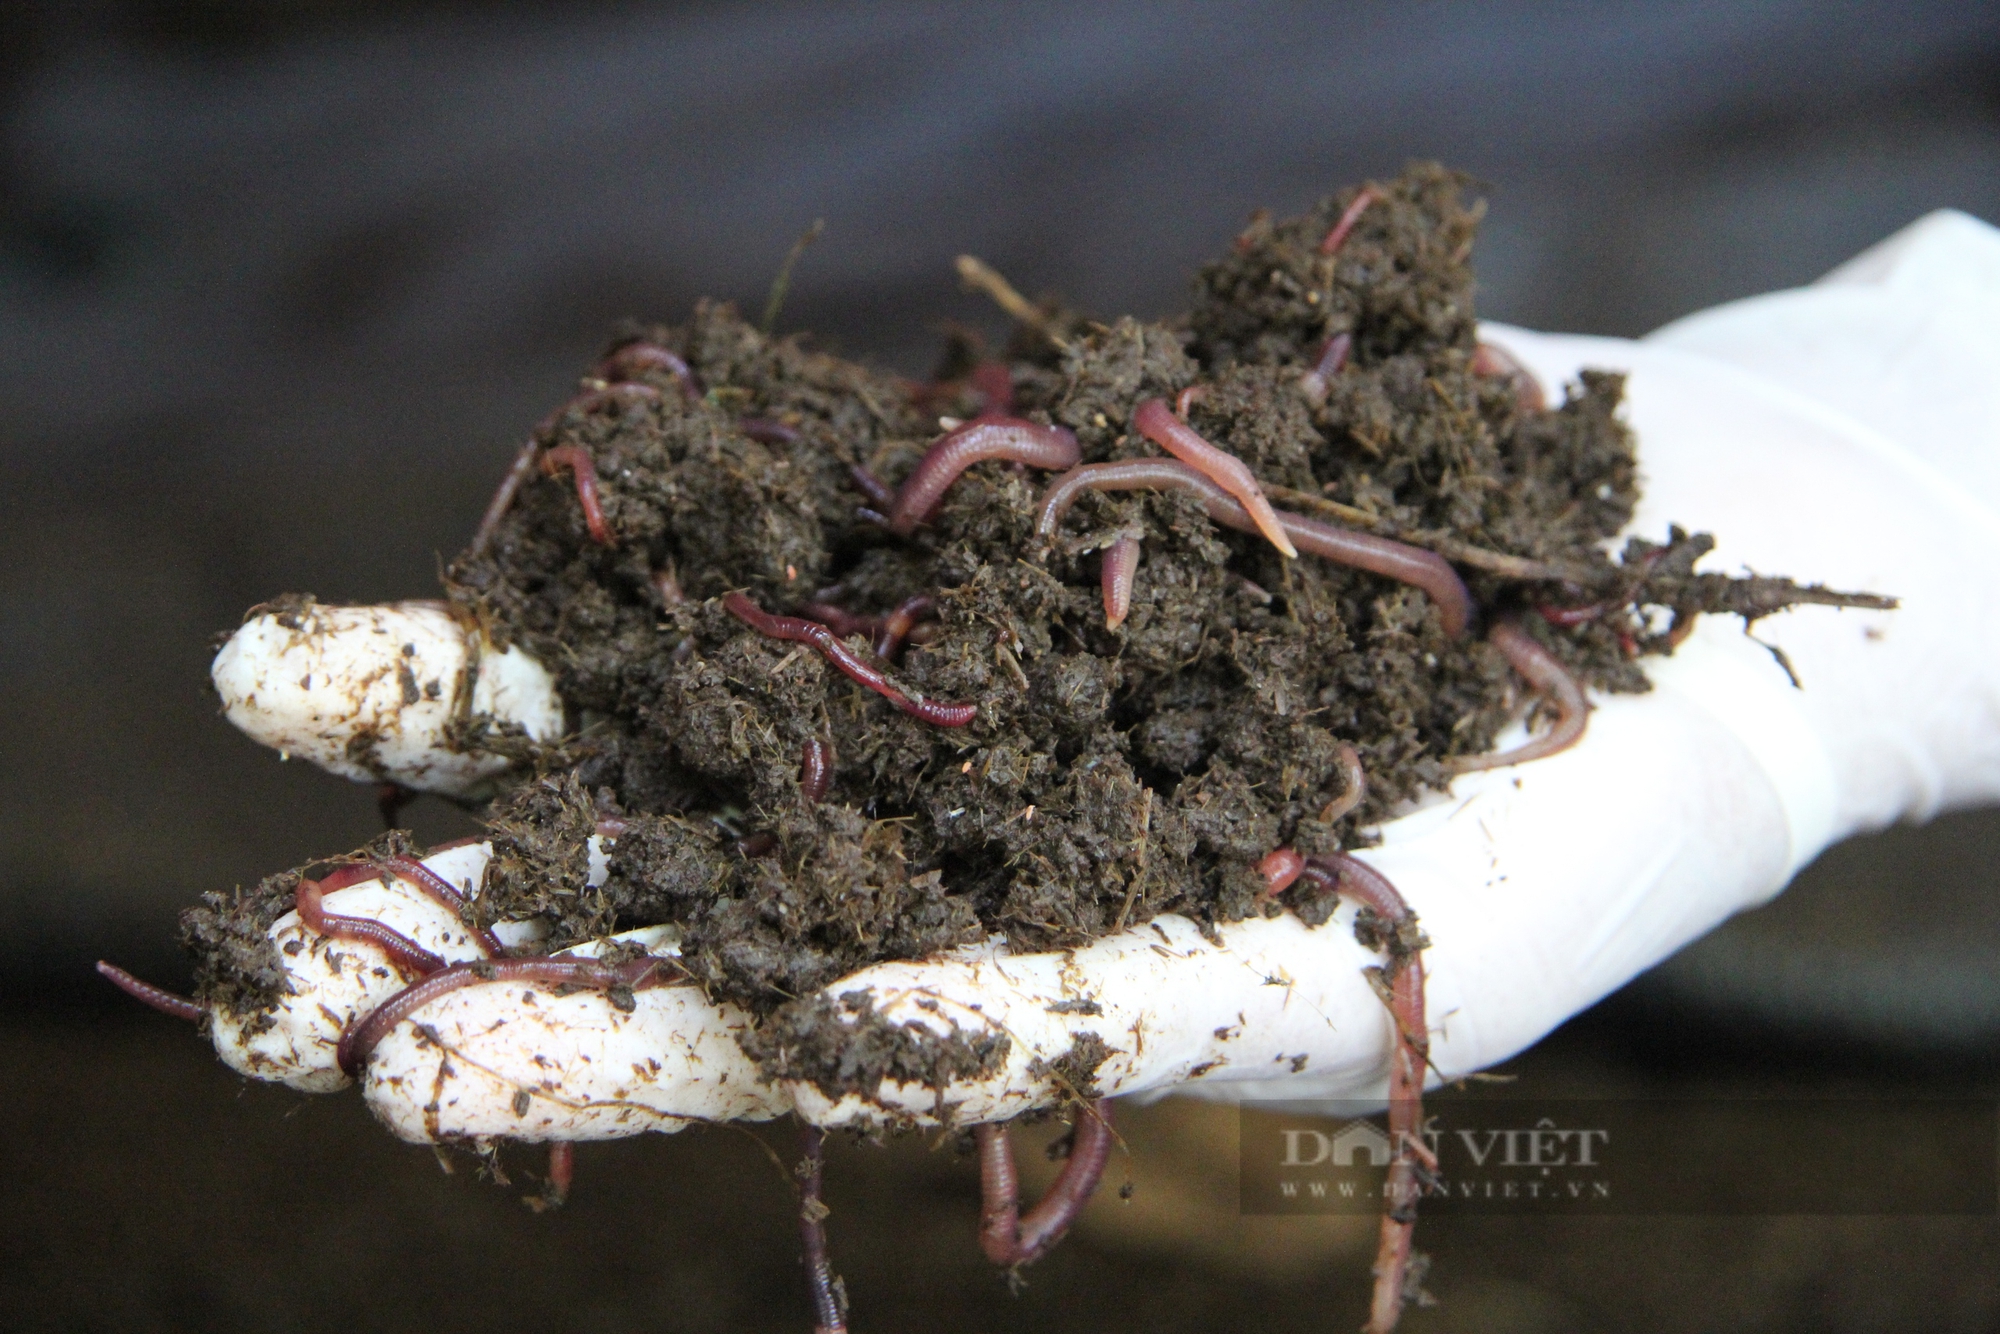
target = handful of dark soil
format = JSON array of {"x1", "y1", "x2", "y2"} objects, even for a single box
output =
[{"x1": 344, "y1": 164, "x2": 1857, "y2": 1026}]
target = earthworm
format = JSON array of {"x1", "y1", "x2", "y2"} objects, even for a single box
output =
[
  {"x1": 798, "y1": 1125, "x2": 849, "y2": 1334},
  {"x1": 597, "y1": 341, "x2": 699, "y2": 399},
  {"x1": 733, "y1": 832, "x2": 779, "y2": 859},
  {"x1": 1036, "y1": 460, "x2": 1473, "y2": 637},
  {"x1": 1174, "y1": 384, "x2": 1208, "y2": 417},
  {"x1": 871, "y1": 595, "x2": 936, "y2": 661},
  {"x1": 376, "y1": 855, "x2": 506, "y2": 957},
  {"x1": 1255, "y1": 846, "x2": 1305, "y2": 901},
  {"x1": 302, "y1": 858, "x2": 497, "y2": 953},
  {"x1": 723, "y1": 592, "x2": 976, "y2": 727},
  {"x1": 1449, "y1": 618, "x2": 1588, "y2": 772},
  {"x1": 847, "y1": 464, "x2": 896, "y2": 512},
  {"x1": 796, "y1": 601, "x2": 880, "y2": 641},
  {"x1": 469, "y1": 381, "x2": 661, "y2": 556},
  {"x1": 884, "y1": 416, "x2": 1080, "y2": 536},
  {"x1": 740, "y1": 416, "x2": 801, "y2": 444},
  {"x1": 1101, "y1": 535, "x2": 1140, "y2": 629},
  {"x1": 969, "y1": 361, "x2": 1014, "y2": 416},
  {"x1": 1470, "y1": 341, "x2": 1547, "y2": 413},
  {"x1": 338, "y1": 954, "x2": 683, "y2": 1077},
  {"x1": 1318, "y1": 184, "x2": 1379, "y2": 256},
  {"x1": 975, "y1": 1099, "x2": 1116, "y2": 1268},
  {"x1": 534, "y1": 381, "x2": 663, "y2": 442},
  {"x1": 1320, "y1": 743, "x2": 1366, "y2": 823},
  {"x1": 1535, "y1": 602, "x2": 1604, "y2": 629},
  {"x1": 1299, "y1": 852, "x2": 1430, "y2": 1334},
  {"x1": 95, "y1": 961, "x2": 203, "y2": 1022},
  {"x1": 295, "y1": 875, "x2": 445, "y2": 979},
  {"x1": 801, "y1": 737, "x2": 834, "y2": 805},
  {"x1": 1133, "y1": 398, "x2": 1296, "y2": 558},
  {"x1": 539, "y1": 445, "x2": 612, "y2": 545},
  {"x1": 546, "y1": 1141, "x2": 575, "y2": 1206},
  {"x1": 653, "y1": 565, "x2": 686, "y2": 607},
  {"x1": 1299, "y1": 331, "x2": 1352, "y2": 404}
]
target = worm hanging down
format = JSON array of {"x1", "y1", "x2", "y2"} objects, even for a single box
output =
[
  {"x1": 797, "y1": 1126, "x2": 849, "y2": 1334},
  {"x1": 975, "y1": 1100, "x2": 1117, "y2": 1269},
  {"x1": 1449, "y1": 618, "x2": 1589, "y2": 772},
  {"x1": 1036, "y1": 460, "x2": 1473, "y2": 637},
  {"x1": 1298, "y1": 853, "x2": 1432, "y2": 1334},
  {"x1": 1133, "y1": 398, "x2": 1297, "y2": 558}
]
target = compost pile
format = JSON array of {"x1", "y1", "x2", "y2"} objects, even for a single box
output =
[{"x1": 192, "y1": 164, "x2": 1846, "y2": 1046}]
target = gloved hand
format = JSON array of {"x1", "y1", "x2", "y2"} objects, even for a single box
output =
[{"x1": 175, "y1": 210, "x2": 2000, "y2": 1141}]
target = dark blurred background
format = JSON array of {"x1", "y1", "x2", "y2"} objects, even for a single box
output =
[{"x1": 5, "y1": 3, "x2": 2000, "y2": 1330}]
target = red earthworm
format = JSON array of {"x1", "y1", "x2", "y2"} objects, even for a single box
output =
[
  {"x1": 723, "y1": 592, "x2": 976, "y2": 727},
  {"x1": 798, "y1": 1125, "x2": 849, "y2": 1334},
  {"x1": 1133, "y1": 398, "x2": 1297, "y2": 558},
  {"x1": 848, "y1": 464, "x2": 896, "y2": 512},
  {"x1": 1320, "y1": 743, "x2": 1366, "y2": 823},
  {"x1": 1535, "y1": 602, "x2": 1603, "y2": 628},
  {"x1": 377, "y1": 855, "x2": 506, "y2": 958},
  {"x1": 546, "y1": 1141, "x2": 575, "y2": 1206},
  {"x1": 871, "y1": 595, "x2": 936, "y2": 660},
  {"x1": 594, "y1": 816, "x2": 630, "y2": 838},
  {"x1": 1317, "y1": 184, "x2": 1379, "y2": 256},
  {"x1": 306, "y1": 856, "x2": 494, "y2": 948},
  {"x1": 975, "y1": 1099, "x2": 1116, "y2": 1268},
  {"x1": 1299, "y1": 331, "x2": 1352, "y2": 405},
  {"x1": 375, "y1": 781, "x2": 415, "y2": 830},
  {"x1": 312, "y1": 861, "x2": 398, "y2": 893},
  {"x1": 1101, "y1": 535, "x2": 1140, "y2": 629},
  {"x1": 736, "y1": 831, "x2": 780, "y2": 859},
  {"x1": 796, "y1": 601, "x2": 880, "y2": 640},
  {"x1": 801, "y1": 737, "x2": 834, "y2": 804},
  {"x1": 95, "y1": 961, "x2": 203, "y2": 1022},
  {"x1": 884, "y1": 416, "x2": 1080, "y2": 536},
  {"x1": 1298, "y1": 852, "x2": 1430, "y2": 1334},
  {"x1": 533, "y1": 381, "x2": 663, "y2": 442},
  {"x1": 906, "y1": 620, "x2": 940, "y2": 647},
  {"x1": 1174, "y1": 384, "x2": 1208, "y2": 418},
  {"x1": 1449, "y1": 618, "x2": 1588, "y2": 772},
  {"x1": 469, "y1": 381, "x2": 660, "y2": 556},
  {"x1": 740, "y1": 416, "x2": 800, "y2": 444},
  {"x1": 1035, "y1": 460, "x2": 1473, "y2": 637},
  {"x1": 338, "y1": 954, "x2": 683, "y2": 1077},
  {"x1": 295, "y1": 876, "x2": 445, "y2": 979},
  {"x1": 540, "y1": 445, "x2": 612, "y2": 545},
  {"x1": 597, "y1": 341, "x2": 700, "y2": 399},
  {"x1": 969, "y1": 361, "x2": 1014, "y2": 416},
  {"x1": 1470, "y1": 341, "x2": 1547, "y2": 413},
  {"x1": 1255, "y1": 846, "x2": 1305, "y2": 901}
]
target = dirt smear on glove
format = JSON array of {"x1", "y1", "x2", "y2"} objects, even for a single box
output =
[{"x1": 192, "y1": 164, "x2": 1886, "y2": 1091}]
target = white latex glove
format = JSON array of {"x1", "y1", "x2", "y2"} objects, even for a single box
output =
[{"x1": 203, "y1": 211, "x2": 2000, "y2": 1141}]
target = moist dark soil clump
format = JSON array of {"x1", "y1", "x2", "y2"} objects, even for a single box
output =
[{"x1": 198, "y1": 165, "x2": 1881, "y2": 1064}]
